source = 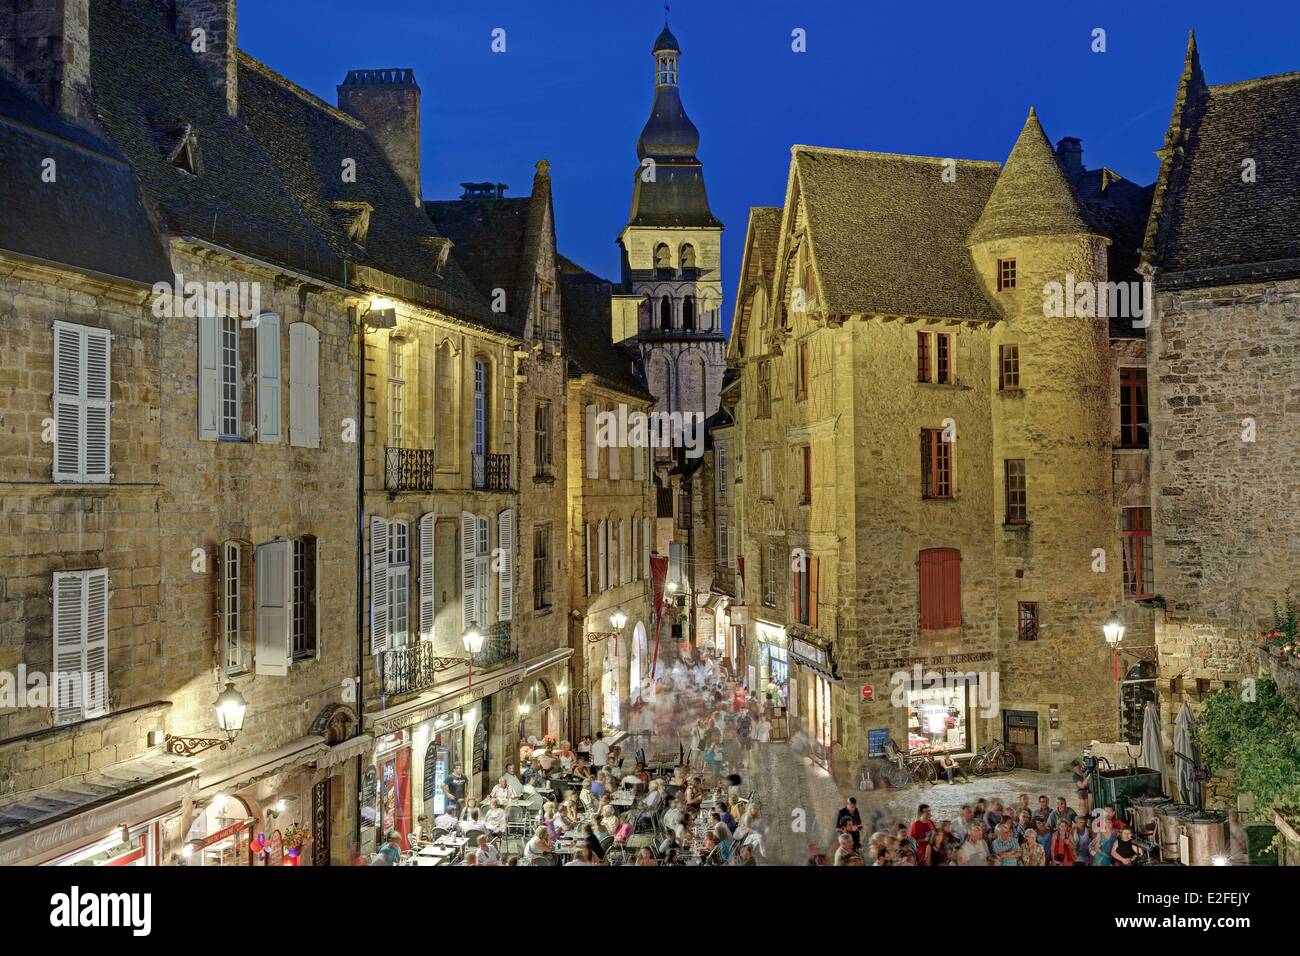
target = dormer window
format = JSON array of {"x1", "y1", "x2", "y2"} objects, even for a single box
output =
[
  {"x1": 152, "y1": 119, "x2": 201, "y2": 175},
  {"x1": 331, "y1": 201, "x2": 374, "y2": 247}
]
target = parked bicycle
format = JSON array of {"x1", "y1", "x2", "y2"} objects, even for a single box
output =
[
  {"x1": 878, "y1": 747, "x2": 938, "y2": 788},
  {"x1": 970, "y1": 738, "x2": 1018, "y2": 776}
]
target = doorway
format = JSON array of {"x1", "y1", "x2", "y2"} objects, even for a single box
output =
[{"x1": 1003, "y1": 710, "x2": 1039, "y2": 771}]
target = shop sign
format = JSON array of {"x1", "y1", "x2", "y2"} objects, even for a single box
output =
[
  {"x1": 867, "y1": 728, "x2": 891, "y2": 757},
  {"x1": 860, "y1": 650, "x2": 994, "y2": 672},
  {"x1": 432, "y1": 748, "x2": 449, "y2": 816},
  {"x1": 861, "y1": 684, "x2": 874, "y2": 701}
]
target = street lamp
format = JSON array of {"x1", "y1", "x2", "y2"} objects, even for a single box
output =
[
  {"x1": 167, "y1": 682, "x2": 248, "y2": 757},
  {"x1": 610, "y1": 611, "x2": 628, "y2": 631},
  {"x1": 462, "y1": 628, "x2": 484, "y2": 691},
  {"x1": 586, "y1": 610, "x2": 629, "y2": 644},
  {"x1": 1104, "y1": 612, "x2": 1125, "y2": 682}
]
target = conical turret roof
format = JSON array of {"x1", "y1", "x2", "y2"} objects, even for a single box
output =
[{"x1": 969, "y1": 107, "x2": 1091, "y2": 244}]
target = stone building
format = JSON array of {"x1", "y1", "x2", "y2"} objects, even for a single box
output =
[
  {"x1": 0, "y1": 0, "x2": 366, "y2": 865},
  {"x1": 560, "y1": 260, "x2": 657, "y2": 740},
  {"x1": 1140, "y1": 36, "x2": 1300, "y2": 757},
  {"x1": 727, "y1": 113, "x2": 1158, "y2": 782},
  {"x1": 618, "y1": 22, "x2": 726, "y2": 429}
]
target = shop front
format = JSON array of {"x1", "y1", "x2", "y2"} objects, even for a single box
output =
[
  {"x1": 755, "y1": 619, "x2": 790, "y2": 737},
  {"x1": 788, "y1": 635, "x2": 838, "y2": 769}
]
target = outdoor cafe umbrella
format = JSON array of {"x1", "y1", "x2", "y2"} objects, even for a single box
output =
[
  {"x1": 1140, "y1": 701, "x2": 1166, "y2": 790},
  {"x1": 1174, "y1": 702, "x2": 1202, "y2": 807}
]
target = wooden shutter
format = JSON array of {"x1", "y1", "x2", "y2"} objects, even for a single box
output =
[
  {"x1": 609, "y1": 435, "x2": 620, "y2": 480},
  {"x1": 289, "y1": 322, "x2": 320, "y2": 448},
  {"x1": 920, "y1": 548, "x2": 961, "y2": 629},
  {"x1": 477, "y1": 516, "x2": 491, "y2": 626},
  {"x1": 370, "y1": 516, "x2": 390, "y2": 653},
  {"x1": 585, "y1": 404, "x2": 599, "y2": 479},
  {"x1": 630, "y1": 519, "x2": 639, "y2": 581},
  {"x1": 419, "y1": 513, "x2": 436, "y2": 639},
  {"x1": 643, "y1": 517, "x2": 651, "y2": 579},
  {"x1": 619, "y1": 518, "x2": 629, "y2": 585},
  {"x1": 598, "y1": 520, "x2": 608, "y2": 591},
  {"x1": 52, "y1": 322, "x2": 111, "y2": 484},
  {"x1": 197, "y1": 311, "x2": 219, "y2": 440},
  {"x1": 256, "y1": 313, "x2": 281, "y2": 443},
  {"x1": 498, "y1": 509, "x2": 514, "y2": 621},
  {"x1": 585, "y1": 522, "x2": 593, "y2": 595},
  {"x1": 808, "y1": 557, "x2": 819, "y2": 629},
  {"x1": 633, "y1": 440, "x2": 644, "y2": 480},
  {"x1": 255, "y1": 539, "x2": 291, "y2": 675},
  {"x1": 52, "y1": 569, "x2": 109, "y2": 724},
  {"x1": 461, "y1": 512, "x2": 478, "y2": 629},
  {"x1": 792, "y1": 561, "x2": 802, "y2": 624}
]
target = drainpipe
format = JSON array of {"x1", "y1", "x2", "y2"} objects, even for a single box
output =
[{"x1": 349, "y1": 263, "x2": 366, "y2": 851}]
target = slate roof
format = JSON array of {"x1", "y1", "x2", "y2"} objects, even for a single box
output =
[
  {"x1": 0, "y1": 73, "x2": 171, "y2": 285},
  {"x1": 793, "y1": 146, "x2": 1002, "y2": 322},
  {"x1": 1153, "y1": 71, "x2": 1300, "y2": 287},
  {"x1": 236, "y1": 55, "x2": 505, "y2": 331},
  {"x1": 727, "y1": 206, "x2": 782, "y2": 358},
  {"x1": 424, "y1": 163, "x2": 556, "y2": 340},
  {"x1": 626, "y1": 161, "x2": 722, "y2": 228},
  {"x1": 558, "y1": 256, "x2": 653, "y2": 401},
  {"x1": 969, "y1": 109, "x2": 1093, "y2": 245},
  {"x1": 653, "y1": 25, "x2": 681, "y2": 54},
  {"x1": 88, "y1": 0, "x2": 340, "y2": 282}
]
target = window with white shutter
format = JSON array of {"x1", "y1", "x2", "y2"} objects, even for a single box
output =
[
  {"x1": 716, "y1": 444, "x2": 728, "y2": 504},
  {"x1": 288, "y1": 322, "x2": 320, "y2": 448},
  {"x1": 370, "y1": 517, "x2": 390, "y2": 654},
  {"x1": 255, "y1": 313, "x2": 282, "y2": 443},
  {"x1": 476, "y1": 515, "x2": 491, "y2": 626},
  {"x1": 760, "y1": 448, "x2": 773, "y2": 498},
  {"x1": 498, "y1": 509, "x2": 514, "y2": 621},
  {"x1": 597, "y1": 519, "x2": 608, "y2": 591},
  {"x1": 461, "y1": 511, "x2": 478, "y2": 630},
  {"x1": 389, "y1": 520, "x2": 411, "y2": 647},
  {"x1": 221, "y1": 541, "x2": 246, "y2": 674},
  {"x1": 633, "y1": 439, "x2": 644, "y2": 481},
  {"x1": 585, "y1": 522, "x2": 593, "y2": 596},
  {"x1": 197, "y1": 311, "x2": 220, "y2": 440},
  {"x1": 52, "y1": 568, "x2": 109, "y2": 725},
  {"x1": 585, "y1": 404, "x2": 599, "y2": 479},
  {"x1": 643, "y1": 516, "x2": 651, "y2": 580},
  {"x1": 52, "y1": 322, "x2": 111, "y2": 483},
  {"x1": 631, "y1": 517, "x2": 639, "y2": 582},
  {"x1": 219, "y1": 315, "x2": 240, "y2": 439},
  {"x1": 255, "y1": 539, "x2": 291, "y2": 676},
  {"x1": 609, "y1": 434, "x2": 620, "y2": 480},
  {"x1": 619, "y1": 518, "x2": 629, "y2": 586},
  {"x1": 418, "y1": 513, "x2": 436, "y2": 639}
]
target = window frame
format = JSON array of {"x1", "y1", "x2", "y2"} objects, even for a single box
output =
[
  {"x1": 999, "y1": 343, "x2": 1021, "y2": 391},
  {"x1": 387, "y1": 338, "x2": 405, "y2": 448},
  {"x1": 1017, "y1": 601, "x2": 1038, "y2": 641},
  {"x1": 921, "y1": 429, "x2": 954, "y2": 500},
  {"x1": 534, "y1": 400, "x2": 553, "y2": 476},
  {"x1": 1121, "y1": 507, "x2": 1154, "y2": 599},
  {"x1": 1119, "y1": 367, "x2": 1149, "y2": 450},
  {"x1": 935, "y1": 333, "x2": 954, "y2": 385},
  {"x1": 997, "y1": 257, "x2": 1017, "y2": 292},
  {"x1": 1004, "y1": 459, "x2": 1028, "y2": 524},
  {"x1": 917, "y1": 331, "x2": 931, "y2": 384}
]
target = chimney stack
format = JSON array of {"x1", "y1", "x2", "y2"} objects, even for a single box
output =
[
  {"x1": 173, "y1": 0, "x2": 238, "y2": 116},
  {"x1": 1055, "y1": 136, "x2": 1084, "y2": 182},
  {"x1": 0, "y1": 0, "x2": 91, "y2": 123},
  {"x1": 338, "y1": 68, "x2": 422, "y2": 206}
]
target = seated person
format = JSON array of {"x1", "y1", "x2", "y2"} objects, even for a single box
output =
[
  {"x1": 632, "y1": 762, "x2": 651, "y2": 784},
  {"x1": 483, "y1": 800, "x2": 508, "y2": 835},
  {"x1": 408, "y1": 815, "x2": 433, "y2": 849},
  {"x1": 490, "y1": 776, "x2": 513, "y2": 807},
  {"x1": 524, "y1": 827, "x2": 555, "y2": 864},
  {"x1": 571, "y1": 758, "x2": 592, "y2": 781},
  {"x1": 590, "y1": 772, "x2": 607, "y2": 798},
  {"x1": 522, "y1": 760, "x2": 546, "y2": 787},
  {"x1": 433, "y1": 807, "x2": 460, "y2": 832}
]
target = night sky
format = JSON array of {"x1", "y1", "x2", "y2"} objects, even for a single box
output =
[{"x1": 241, "y1": 0, "x2": 1300, "y2": 334}]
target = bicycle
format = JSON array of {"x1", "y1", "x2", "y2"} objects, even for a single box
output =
[
  {"x1": 970, "y1": 739, "x2": 1018, "y2": 776},
  {"x1": 878, "y1": 748, "x2": 937, "y2": 788}
]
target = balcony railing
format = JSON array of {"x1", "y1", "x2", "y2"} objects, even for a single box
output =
[
  {"x1": 474, "y1": 453, "x2": 511, "y2": 492},
  {"x1": 385, "y1": 446, "x2": 436, "y2": 491},
  {"x1": 381, "y1": 622, "x2": 516, "y2": 696}
]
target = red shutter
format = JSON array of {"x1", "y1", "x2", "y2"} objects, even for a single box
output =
[
  {"x1": 808, "y1": 557, "x2": 819, "y2": 629},
  {"x1": 920, "y1": 548, "x2": 961, "y2": 629}
]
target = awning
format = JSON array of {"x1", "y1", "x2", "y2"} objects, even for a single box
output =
[
  {"x1": 196, "y1": 735, "x2": 327, "y2": 799},
  {"x1": 788, "y1": 635, "x2": 842, "y2": 683},
  {"x1": 314, "y1": 733, "x2": 373, "y2": 771},
  {"x1": 366, "y1": 647, "x2": 573, "y2": 735},
  {"x1": 0, "y1": 753, "x2": 198, "y2": 866}
]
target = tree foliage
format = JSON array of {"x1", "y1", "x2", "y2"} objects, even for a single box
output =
[{"x1": 1196, "y1": 676, "x2": 1300, "y2": 810}]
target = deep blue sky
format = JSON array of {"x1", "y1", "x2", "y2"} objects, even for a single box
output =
[{"x1": 241, "y1": 0, "x2": 1300, "y2": 334}]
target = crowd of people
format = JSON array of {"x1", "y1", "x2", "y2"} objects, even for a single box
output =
[{"x1": 818, "y1": 787, "x2": 1157, "y2": 866}]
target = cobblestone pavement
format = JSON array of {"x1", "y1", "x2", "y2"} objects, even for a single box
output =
[{"x1": 743, "y1": 743, "x2": 1074, "y2": 863}]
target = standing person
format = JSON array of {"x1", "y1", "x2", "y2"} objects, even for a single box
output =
[
  {"x1": 1111, "y1": 825, "x2": 1143, "y2": 865},
  {"x1": 1092, "y1": 804, "x2": 1117, "y2": 838},
  {"x1": 909, "y1": 804, "x2": 936, "y2": 865},
  {"x1": 1032, "y1": 795, "x2": 1053, "y2": 830},
  {"x1": 956, "y1": 825, "x2": 989, "y2": 866},
  {"x1": 1050, "y1": 821, "x2": 1076, "y2": 866},
  {"x1": 1091, "y1": 822, "x2": 1117, "y2": 866},
  {"x1": 984, "y1": 799, "x2": 1004, "y2": 833},
  {"x1": 442, "y1": 763, "x2": 467, "y2": 814},
  {"x1": 1073, "y1": 817, "x2": 1093, "y2": 866},
  {"x1": 1072, "y1": 760, "x2": 1092, "y2": 817},
  {"x1": 1047, "y1": 797, "x2": 1077, "y2": 831},
  {"x1": 836, "y1": 796, "x2": 863, "y2": 851},
  {"x1": 992, "y1": 822, "x2": 1021, "y2": 866},
  {"x1": 833, "y1": 833, "x2": 861, "y2": 865},
  {"x1": 1021, "y1": 828, "x2": 1046, "y2": 866},
  {"x1": 590, "y1": 732, "x2": 610, "y2": 770},
  {"x1": 951, "y1": 805, "x2": 975, "y2": 843}
]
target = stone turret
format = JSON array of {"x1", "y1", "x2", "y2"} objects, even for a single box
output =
[{"x1": 970, "y1": 108, "x2": 1120, "y2": 764}]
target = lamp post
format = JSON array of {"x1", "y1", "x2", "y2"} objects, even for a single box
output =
[
  {"x1": 1104, "y1": 613, "x2": 1125, "y2": 681},
  {"x1": 462, "y1": 628, "x2": 484, "y2": 691},
  {"x1": 586, "y1": 610, "x2": 629, "y2": 644},
  {"x1": 166, "y1": 682, "x2": 248, "y2": 757}
]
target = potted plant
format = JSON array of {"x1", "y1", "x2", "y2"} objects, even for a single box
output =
[{"x1": 1261, "y1": 596, "x2": 1298, "y2": 661}]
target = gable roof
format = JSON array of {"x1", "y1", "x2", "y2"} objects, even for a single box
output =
[
  {"x1": 727, "y1": 206, "x2": 782, "y2": 360},
  {"x1": 236, "y1": 55, "x2": 507, "y2": 331},
  {"x1": 424, "y1": 162, "x2": 557, "y2": 339},
  {"x1": 969, "y1": 108, "x2": 1092, "y2": 245},
  {"x1": 558, "y1": 256, "x2": 653, "y2": 401},
  {"x1": 0, "y1": 73, "x2": 171, "y2": 285},
  {"x1": 793, "y1": 146, "x2": 1002, "y2": 322},
  {"x1": 88, "y1": 0, "x2": 340, "y2": 282},
  {"x1": 1147, "y1": 61, "x2": 1300, "y2": 288}
]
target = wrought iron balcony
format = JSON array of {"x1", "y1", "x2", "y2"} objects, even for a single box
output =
[
  {"x1": 474, "y1": 453, "x2": 511, "y2": 492},
  {"x1": 385, "y1": 446, "x2": 437, "y2": 491},
  {"x1": 381, "y1": 622, "x2": 516, "y2": 697}
]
